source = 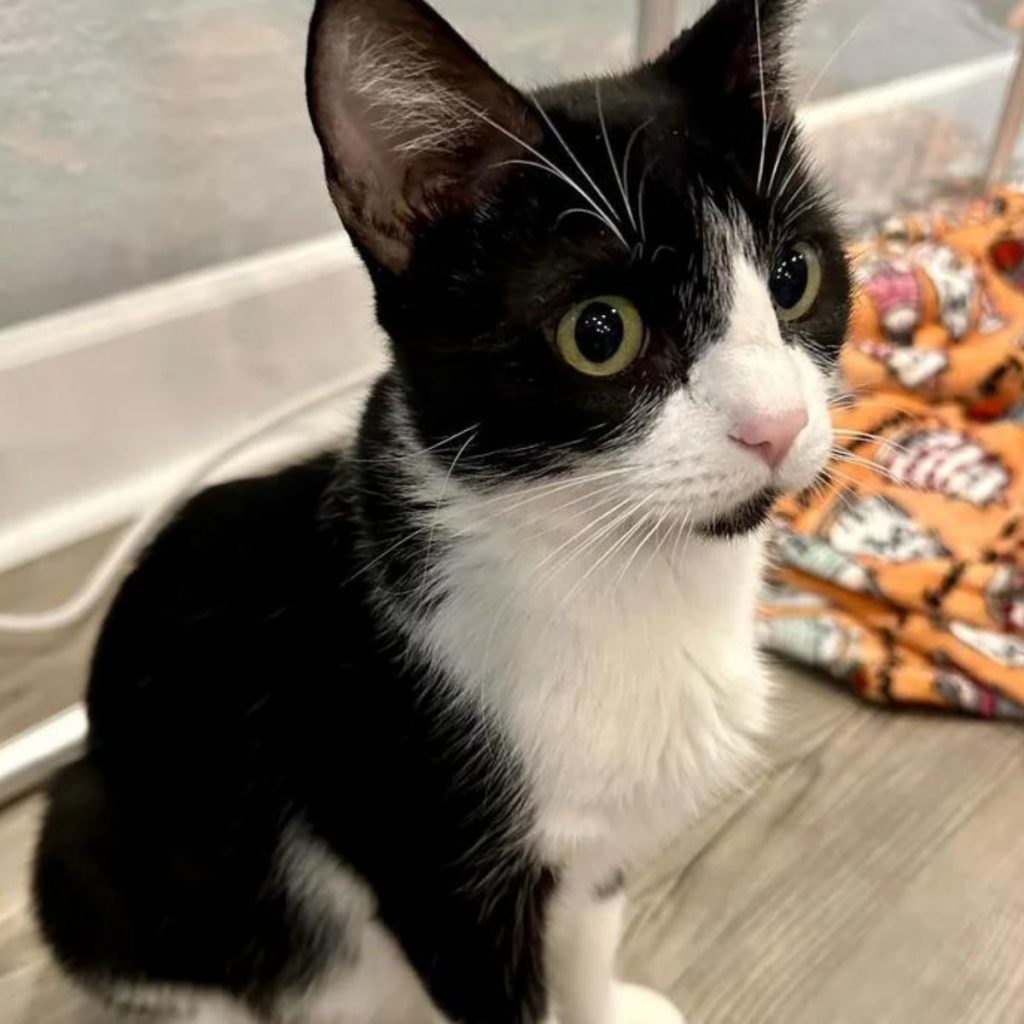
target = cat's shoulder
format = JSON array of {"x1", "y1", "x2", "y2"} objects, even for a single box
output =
[
  {"x1": 87, "y1": 452, "x2": 365, "y2": 708},
  {"x1": 157, "y1": 451, "x2": 347, "y2": 557},
  {"x1": 121, "y1": 452, "x2": 349, "y2": 603}
]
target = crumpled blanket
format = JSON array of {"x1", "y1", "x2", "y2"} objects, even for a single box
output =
[{"x1": 760, "y1": 189, "x2": 1024, "y2": 719}]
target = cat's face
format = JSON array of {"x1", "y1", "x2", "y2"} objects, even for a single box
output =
[{"x1": 308, "y1": 0, "x2": 851, "y2": 537}]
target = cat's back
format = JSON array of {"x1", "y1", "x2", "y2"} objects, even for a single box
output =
[
  {"x1": 33, "y1": 445, "x2": 536, "y2": 1012},
  {"x1": 32, "y1": 452, "x2": 383, "y2": 1001},
  {"x1": 86, "y1": 451, "x2": 365, "y2": 742}
]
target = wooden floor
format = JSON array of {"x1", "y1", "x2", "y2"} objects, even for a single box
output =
[{"x1": 2, "y1": 540, "x2": 1023, "y2": 1023}]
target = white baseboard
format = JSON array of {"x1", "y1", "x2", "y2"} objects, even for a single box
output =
[
  {"x1": 802, "y1": 52, "x2": 1016, "y2": 129},
  {"x1": 0, "y1": 706, "x2": 86, "y2": 807},
  {"x1": 0, "y1": 390, "x2": 377, "y2": 576},
  {"x1": 0, "y1": 233, "x2": 384, "y2": 575}
]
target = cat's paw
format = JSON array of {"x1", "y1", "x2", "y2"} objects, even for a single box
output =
[{"x1": 612, "y1": 982, "x2": 686, "y2": 1024}]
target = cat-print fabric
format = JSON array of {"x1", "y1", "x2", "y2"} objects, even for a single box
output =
[{"x1": 761, "y1": 188, "x2": 1024, "y2": 719}]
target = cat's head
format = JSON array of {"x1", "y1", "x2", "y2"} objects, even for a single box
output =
[{"x1": 307, "y1": 0, "x2": 851, "y2": 538}]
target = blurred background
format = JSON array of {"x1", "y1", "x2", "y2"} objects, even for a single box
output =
[
  {"x1": 3, "y1": 0, "x2": 1022, "y2": 328},
  {"x1": 2, "y1": 0, "x2": 1024, "y2": 750}
]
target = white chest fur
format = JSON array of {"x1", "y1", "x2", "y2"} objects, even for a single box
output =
[{"x1": 400, "y1": 494, "x2": 772, "y2": 874}]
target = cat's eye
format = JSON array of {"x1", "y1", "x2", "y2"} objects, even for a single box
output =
[
  {"x1": 769, "y1": 243, "x2": 822, "y2": 322},
  {"x1": 556, "y1": 296, "x2": 645, "y2": 377}
]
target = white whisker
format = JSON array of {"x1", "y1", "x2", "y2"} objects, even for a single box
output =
[
  {"x1": 776, "y1": 160, "x2": 814, "y2": 219},
  {"x1": 766, "y1": 124, "x2": 799, "y2": 207},
  {"x1": 554, "y1": 205, "x2": 629, "y2": 240},
  {"x1": 647, "y1": 506, "x2": 678, "y2": 576},
  {"x1": 536, "y1": 501, "x2": 638, "y2": 593},
  {"x1": 421, "y1": 431, "x2": 477, "y2": 585},
  {"x1": 350, "y1": 423, "x2": 479, "y2": 467},
  {"x1": 754, "y1": 0, "x2": 769, "y2": 195},
  {"x1": 595, "y1": 81, "x2": 636, "y2": 231},
  {"x1": 345, "y1": 524, "x2": 430, "y2": 587},
  {"x1": 638, "y1": 165, "x2": 652, "y2": 244},
  {"x1": 528, "y1": 96, "x2": 622, "y2": 225},
  {"x1": 490, "y1": 479, "x2": 628, "y2": 534},
  {"x1": 535, "y1": 493, "x2": 640, "y2": 586},
  {"x1": 561, "y1": 496, "x2": 655, "y2": 606},
  {"x1": 615, "y1": 509, "x2": 664, "y2": 585},
  {"x1": 542, "y1": 499, "x2": 645, "y2": 591},
  {"x1": 621, "y1": 117, "x2": 653, "y2": 232},
  {"x1": 671, "y1": 506, "x2": 695, "y2": 563},
  {"x1": 479, "y1": 466, "x2": 636, "y2": 517},
  {"x1": 492, "y1": 464, "x2": 638, "y2": 495},
  {"x1": 831, "y1": 451, "x2": 902, "y2": 484},
  {"x1": 767, "y1": 5, "x2": 878, "y2": 199},
  {"x1": 462, "y1": 94, "x2": 627, "y2": 246},
  {"x1": 476, "y1": 489, "x2": 633, "y2": 670},
  {"x1": 833, "y1": 429, "x2": 908, "y2": 454},
  {"x1": 495, "y1": 158, "x2": 628, "y2": 248}
]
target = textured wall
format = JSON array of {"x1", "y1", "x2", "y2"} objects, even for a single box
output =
[
  {"x1": 1, "y1": 0, "x2": 1014, "y2": 329},
  {"x1": 0, "y1": 0, "x2": 631, "y2": 328}
]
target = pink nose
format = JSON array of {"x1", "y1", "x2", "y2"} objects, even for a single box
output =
[{"x1": 729, "y1": 408, "x2": 808, "y2": 469}]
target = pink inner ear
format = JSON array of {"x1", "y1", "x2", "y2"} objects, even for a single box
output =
[
  {"x1": 320, "y1": 94, "x2": 404, "y2": 197},
  {"x1": 308, "y1": 1, "x2": 539, "y2": 270}
]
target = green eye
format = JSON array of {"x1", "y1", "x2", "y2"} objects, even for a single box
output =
[
  {"x1": 556, "y1": 295, "x2": 645, "y2": 377},
  {"x1": 770, "y1": 242, "x2": 823, "y2": 322}
]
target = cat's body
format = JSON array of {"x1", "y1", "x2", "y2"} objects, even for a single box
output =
[
  {"x1": 33, "y1": 1, "x2": 851, "y2": 1021},
  {"x1": 35, "y1": 376, "x2": 763, "y2": 1024}
]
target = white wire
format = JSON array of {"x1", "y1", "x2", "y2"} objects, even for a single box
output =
[{"x1": 0, "y1": 369, "x2": 372, "y2": 636}]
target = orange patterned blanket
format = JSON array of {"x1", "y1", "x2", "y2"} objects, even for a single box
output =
[{"x1": 761, "y1": 190, "x2": 1024, "y2": 719}]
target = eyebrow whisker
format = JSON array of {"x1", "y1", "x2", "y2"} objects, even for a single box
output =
[{"x1": 595, "y1": 80, "x2": 637, "y2": 232}]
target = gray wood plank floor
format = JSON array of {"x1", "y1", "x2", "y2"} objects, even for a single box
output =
[{"x1": 1, "y1": 541, "x2": 1022, "y2": 1023}]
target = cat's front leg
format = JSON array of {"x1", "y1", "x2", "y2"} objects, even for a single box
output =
[{"x1": 546, "y1": 879, "x2": 685, "y2": 1024}]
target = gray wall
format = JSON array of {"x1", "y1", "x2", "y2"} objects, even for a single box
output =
[
  {"x1": 0, "y1": 0, "x2": 631, "y2": 328},
  {"x1": 0, "y1": 0, "x2": 1015, "y2": 329}
]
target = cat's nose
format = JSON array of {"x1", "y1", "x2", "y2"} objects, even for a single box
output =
[{"x1": 729, "y1": 408, "x2": 808, "y2": 469}]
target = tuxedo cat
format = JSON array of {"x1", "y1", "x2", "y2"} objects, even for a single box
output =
[{"x1": 33, "y1": 1, "x2": 850, "y2": 1021}]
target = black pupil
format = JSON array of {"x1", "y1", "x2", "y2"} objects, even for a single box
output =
[
  {"x1": 770, "y1": 249, "x2": 809, "y2": 310},
  {"x1": 575, "y1": 302, "x2": 624, "y2": 363}
]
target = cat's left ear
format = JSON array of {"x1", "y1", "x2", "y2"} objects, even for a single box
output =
[
  {"x1": 656, "y1": 0, "x2": 801, "y2": 109},
  {"x1": 306, "y1": 0, "x2": 541, "y2": 273}
]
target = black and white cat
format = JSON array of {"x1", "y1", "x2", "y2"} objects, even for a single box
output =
[{"x1": 33, "y1": 1, "x2": 851, "y2": 1021}]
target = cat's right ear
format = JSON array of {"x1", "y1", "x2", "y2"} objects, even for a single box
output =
[
  {"x1": 656, "y1": 0, "x2": 802, "y2": 111},
  {"x1": 306, "y1": 0, "x2": 540, "y2": 273}
]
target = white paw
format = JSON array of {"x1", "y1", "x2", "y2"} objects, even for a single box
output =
[{"x1": 612, "y1": 982, "x2": 686, "y2": 1024}]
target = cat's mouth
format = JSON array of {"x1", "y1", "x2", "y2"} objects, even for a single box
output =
[{"x1": 696, "y1": 487, "x2": 779, "y2": 538}]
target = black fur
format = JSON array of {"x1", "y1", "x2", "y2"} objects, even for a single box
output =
[
  {"x1": 306, "y1": 0, "x2": 849, "y2": 501},
  {"x1": 36, "y1": 443, "x2": 553, "y2": 1022},
  {"x1": 33, "y1": 1, "x2": 850, "y2": 1020}
]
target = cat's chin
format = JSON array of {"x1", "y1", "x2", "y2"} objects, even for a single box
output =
[{"x1": 696, "y1": 488, "x2": 779, "y2": 539}]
